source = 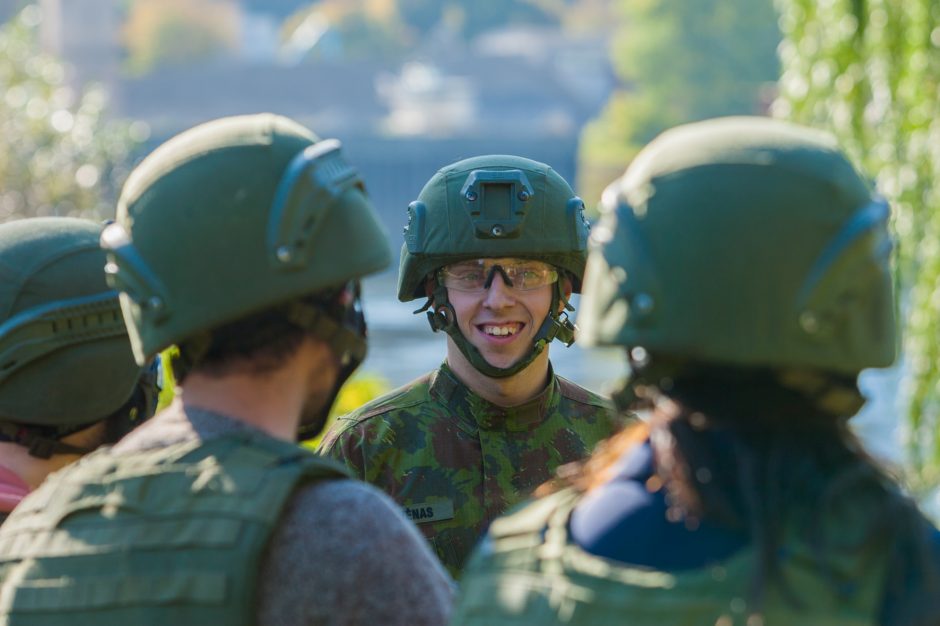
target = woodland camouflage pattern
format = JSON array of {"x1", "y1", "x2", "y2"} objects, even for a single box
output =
[{"x1": 318, "y1": 363, "x2": 627, "y2": 576}]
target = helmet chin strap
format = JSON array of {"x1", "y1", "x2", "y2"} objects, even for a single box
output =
[
  {"x1": 418, "y1": 279, "x2": 576, "y2": 379},
  {"x1": 286, "y1": 295, "x2": 368, "y2": 442}
]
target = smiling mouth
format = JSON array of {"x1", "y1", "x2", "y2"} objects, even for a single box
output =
[{"x1": 478, "y1": 323, "x2": 523, "y2": 337}]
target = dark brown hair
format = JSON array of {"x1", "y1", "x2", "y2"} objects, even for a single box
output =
[{"x1": 543, "y1": 367, "x2": 939, "y2": 622}]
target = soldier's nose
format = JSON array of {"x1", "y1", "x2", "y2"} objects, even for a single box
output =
[{"x1": 483, "y1": 274, "x2": 516, "y2": 308}]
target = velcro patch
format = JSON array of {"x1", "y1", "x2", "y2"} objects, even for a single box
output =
[{"x1": 402, "y1": 500, "x2": 454, "y2": 524}]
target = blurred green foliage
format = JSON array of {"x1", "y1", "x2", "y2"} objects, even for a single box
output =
[
  {"x1": 155, "y1": 346, "x2": 180, "y2": 413},
  {"x1": 330, "y1": 12, "x2": 408, "y2": 60},
  {"x1": 302, "y1": 373, "x2": 391, "y2": 450},
  {"x1": 283, "y1": 0, "x2": 560, "y2": 62},
  {"x1": 774, "y1": 0, "x2": 940, "y2": 485},
  {"x1": 397, "y1": 0, "x2": 555, "y2": 40},
  {"x1": 282, "y1": 2, "x2": 409, "y2": 62},
  {"x1": 123, "y1": 0, "x2": 238, "y2": 75},
  {"x1": 0, "y1": 5, "x2": 142, "y2": 221},
  {"x1": 577, "y1": 0, "x2": 780, "y2": 208}
]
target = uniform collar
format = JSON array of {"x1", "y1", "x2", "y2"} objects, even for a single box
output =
[{"x1": 429, "y1": 362, "x2": 559, "y2": 432}]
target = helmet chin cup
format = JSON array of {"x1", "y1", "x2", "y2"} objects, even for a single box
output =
[
  {"x1": 427, "y1": 304, "x2": 455, "y2": 333},
  {"x1": 547, "y1": 309, "x2": 576, "y2": 347}
]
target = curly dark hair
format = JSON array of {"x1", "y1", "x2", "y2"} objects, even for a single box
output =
[{"x1": 173, "y1": 288, "x2": 353, "y2": 384}]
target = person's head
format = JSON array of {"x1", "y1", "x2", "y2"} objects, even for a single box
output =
[
  {"x1": 572, "y1": 117, "x2": 940, "y2": 618},
  {"x1": 579, "y1": 116, "x2": 895, "y2": 415},
  {"x1": 0, "y1": 217, "x2": 157, "y2": 461},
  {"x1": 101, "y1": 114, "x2": 391, "y2": 438},
  {"x1": 398, "y1": 155, "x2": 591, "y2": 378}
]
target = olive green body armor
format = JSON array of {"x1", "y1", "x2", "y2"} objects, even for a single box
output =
[
  {"x1": 0, "y1": 432, "x2": 349, "y2": 625},
  {"x1": 453, "y1": 489, "x2": 887, "y2": 625}
]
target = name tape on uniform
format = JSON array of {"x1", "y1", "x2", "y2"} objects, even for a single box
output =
[{"x1": 402, "y1": 500, "x2": 454, "y2": 524}]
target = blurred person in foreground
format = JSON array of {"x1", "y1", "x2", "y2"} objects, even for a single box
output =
[
  {"x1": 0, "y1": 114, "x2": 453, "y2": 625},
  {"x1": 319, "y1": 155, "x2": 628, "y2": 577},
  {"x1": 451, "y1": 117, "x2": 940, "y2": 625},
  {"x1": 0, "y1": 217, "x2": 158, "y2": 524}
]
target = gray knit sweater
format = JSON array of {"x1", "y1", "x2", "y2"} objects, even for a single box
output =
[{"x1": 113, "y1": 403, "x2": 455, "y2": 626}]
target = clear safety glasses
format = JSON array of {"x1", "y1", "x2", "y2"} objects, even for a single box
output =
[{"x1": 439, "y1": 259, "x2": 559, "y2": 292}]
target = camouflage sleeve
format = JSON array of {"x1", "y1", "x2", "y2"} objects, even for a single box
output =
[{"x1": 316, "y1": 420, "x2": 367, "y2": 480}]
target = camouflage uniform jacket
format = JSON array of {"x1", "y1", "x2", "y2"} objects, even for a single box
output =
[{"x1": 318, "y1": 362, "x2": 626, "y2": 577}]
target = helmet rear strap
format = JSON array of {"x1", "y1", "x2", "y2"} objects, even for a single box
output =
[{"x1": 0, "y1": 421, "x2": 96, "y2": 459}]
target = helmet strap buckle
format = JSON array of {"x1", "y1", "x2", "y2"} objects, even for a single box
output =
[
  {"x1": 548, "y1": 310, "x2": 576, "y2": 347},
  {"x1": 422, "y1": 282, "x2": 457, "y2": 333},
  {"x1": 25, "y1": 432, "x2": 93, "y2": 459}
]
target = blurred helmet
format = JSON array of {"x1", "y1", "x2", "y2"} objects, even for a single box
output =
[
  {"x1": 101, "y1": 113, "x2": 392, "y2": 365},
  {"x1": 398, "y1": 154, "x2": 591, "y2": 377},
  {"x1": 0, "y1": 217, "x2": 147, "y2": 453},
  {"x1": 578, "y1": 116, "x2": 896, "y2": 376}
]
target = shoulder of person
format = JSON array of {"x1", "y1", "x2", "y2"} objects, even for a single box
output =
[
  {"x1": 280, "y1": 477, "x2": 453, "y2": 580},
  {"x1": 289, "y1": 477, "x2": 410, "y2": 523},
  {"x1": 555, "y1": 375, "x2": 613, "y2": 410},
  {"x1": 259, "y1": 478, "x2": 455, "y2": 624},
  {"x1": 333, "y1": 371, "x2": 436, "y2": 427}
]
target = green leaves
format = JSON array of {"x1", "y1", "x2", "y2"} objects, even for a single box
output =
[
  {"x1": 578, "y1": 0, "x2": 781, "y2": 208},
  {"x1": 0, "y1": 5, "x2": 142, "y2": 221}
]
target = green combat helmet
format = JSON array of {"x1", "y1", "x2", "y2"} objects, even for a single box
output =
[
  {"x1": 399, "y1": 155, "x2": 591, "y2": 377},
  {"x1": 579, "y1": 116, "x2": 895, "y2": 392},
  {"x1": 100, "y1": 113, "x2": 391, "y2": 437},
  {"x1": 0, "y1": 217, "x2": 152, "y2": 458}
]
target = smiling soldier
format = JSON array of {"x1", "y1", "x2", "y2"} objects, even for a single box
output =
[{"x1": 319, "y1": 155, "x2": 627, "y2": 577}]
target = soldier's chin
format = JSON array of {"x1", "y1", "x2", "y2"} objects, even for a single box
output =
[{"x1": 479, "y1": 349, "x2": 528, "y2": 372}]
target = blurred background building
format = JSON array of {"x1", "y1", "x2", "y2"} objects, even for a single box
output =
[
  {"x1": 34, "y1": 0, "x2": 618, "y2": 243},
  {"x1": 7, "y1": 0, "x2": 627, "y2": 396}
]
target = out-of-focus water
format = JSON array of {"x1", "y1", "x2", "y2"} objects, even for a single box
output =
[{"x1": 358, "y1": 274, "x2": 905, "y2": 467}]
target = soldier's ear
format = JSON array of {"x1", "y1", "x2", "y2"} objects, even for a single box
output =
[
  {"x1": 424, "y1": 275, "x2": 436, "y2": 301},
  {"x1": 558, "y1": 275, "x2": 573, "y2": 313}
]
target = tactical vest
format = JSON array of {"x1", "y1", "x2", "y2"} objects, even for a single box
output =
[
  {"x1": 452, "y1": 488, "x2": 888, "y2": 626},
  {"x1": 0, "y1": 430, "x2": 349, "y2": 625}
]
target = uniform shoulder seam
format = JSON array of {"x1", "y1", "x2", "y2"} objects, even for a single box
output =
[
  {"x1": 556, "y1": 376, "x2": 612, "y2": 408},
  {"x1": 336, "y1": 373, "x2": 432, "y2": 425}
]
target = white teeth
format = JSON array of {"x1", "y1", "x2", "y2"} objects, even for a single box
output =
[{"x1": 483, "y1": 324, "x2": 518, "y2": 336}]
